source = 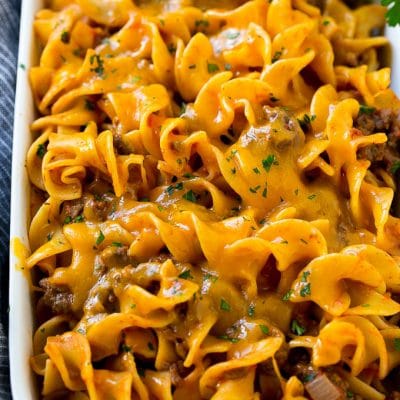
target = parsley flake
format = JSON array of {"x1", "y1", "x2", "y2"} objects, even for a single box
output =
[
  {"x1": 220, "y1": 298, "x2": 231, "y2": 312},
  {"x1": 359, "y1": 104, "x2": 375, "y2": 115},
  {"x1": 90, "y1": 54, "x2": 105, "y2": 78},
  {"x1": 301, "y1": 271, "x2": 310, "y2": 282},
  {"x1": 262, "y1": 155, "x2": 278, "y2": 172},
  {"x1": 390, "y1": 161, "x2": 400, "y2": 174},
  {"x1": 36, "y1": 143, "x2": 47, "y2": 159},
  {"x1": 207, "y1": 62, "x2": 220, "y2": 73},
  {"x1": 219, "y1": 335, "x2": 240, "y2": 343},
  {"x1": 195, "y1": 19, "x2": 209, "y2": 28},
  {"x1": 300, "y1": 282, "x2": 311, "y2": 297},
  {"x1": 178, "y1": 270, "x2": 193, "y2": 280},
  {"x1": 282, "y1": 289, "x2": 294, "y2": 301},
  {"x1": 272, "y1": 48, "x2": 284, "y2": 63},
  {"x1": 96, "y1": 230, "x2": 105, "y2": 246},
  {"x1": 182, "y1": 190, "x2": 197, "y2": 203},
  {"x1": 381, "y1": 0, "x2": 400, "y2": 28},
  {"x1": 291, "y1": 319, "x2": 306, "y2": 336},
  {"x1": 166, "y1": 182, "x2": 184, "y2": 195},
  {"x1": 60, "y1": 31, "x2": 70, "y2": 44},
  {"x1": 249, "y1": 185, "x2": 261, "y2": 193},
  {"x1": 225, "y1": 30, "x2": 240, "y2": 40},
  {"x1": 394, "y1": 338, "x2": 400, "y2": 351},
  {"x1": 259, "y1": 324, "x2": 269, "y2": 335},
  {"x1": 248, "y1": 304, "x2": 255, "y2": 317}
]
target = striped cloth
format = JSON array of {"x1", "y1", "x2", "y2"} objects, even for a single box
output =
[{"x1": 0, "y1": 0, "x2": 20, "y2": 398}]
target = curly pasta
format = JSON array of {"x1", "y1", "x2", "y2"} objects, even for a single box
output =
[{"x1": 23, "y1": 0, "x2": 400, "y2": 399}]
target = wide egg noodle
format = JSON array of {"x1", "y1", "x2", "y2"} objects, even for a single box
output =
[{"x1": 25, "y1": 0, "x2": 400, "y2": 399}]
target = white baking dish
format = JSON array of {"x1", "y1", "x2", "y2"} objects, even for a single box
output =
[{"x1": 8, "y1": 1, "x2": 400, "y2": 399}]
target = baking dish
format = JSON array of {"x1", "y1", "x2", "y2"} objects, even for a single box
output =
[{"x1": 8, "y1": 0, "x2": 400, "y2": 398}]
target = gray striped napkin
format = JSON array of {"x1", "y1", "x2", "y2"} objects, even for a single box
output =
[{"x1": 1, "y1": 0, "x2": 20, "y2": 398}]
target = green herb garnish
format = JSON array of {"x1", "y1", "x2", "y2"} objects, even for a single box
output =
[
  {"x1": 96, "y1": 230, "x2": 105, "y2": 246},
  {"x1": 291, "y1": 319, "x2": 306, "y2": 336},
  {"x1": 220, "y1": 298, "x2": 231, "y2": 312}
]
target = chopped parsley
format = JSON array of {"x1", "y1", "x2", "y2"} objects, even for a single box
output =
[
  {"x1": 249, "y1": 185, "x2": 261, "y2": 193},
  {"x1": 225, "y1": 30, "x2": 240, "y2": 40},
  {"x1": 382, "y1": 0, "x2": 400, "y2": 27},
  {"x1": 121, "y1": 344, "x2": 132, "y2": 353},
  {"x1": 112, "y1": 242, "x2": 122, "y2": 247},
  {"x1": 391, "y1": 161, "x2": 400, "y2": 174},
  {"x1": 72, "y1": 48, "x2": 84, "y2": 57},
  {"x1": 195, "y1": 19, "x2": 209, "y2": 28},
  {"x1": 272, "y1": 48, "x2": 284, "y2": 63},
  {"x1": 307, "y1": 194, "x2": 317, "y2": 200},
  {"x1": 19, "y1": 63, "x2": 26, "y2": 70},
  {"x1": 36, "y1": 143, "x2": 46, "y2": 159},
  {"x1": 96, "y1": 230, "x2": 105, "y2": 246},
  {"x1": 204, "y1": 272, "x2": 218, "y2": 283},
  {"x1": 166, "y1": 182, "x2": 184, "y2": 195},
  {"x1": 300, "y1": 282, "x2": 311, "y2": 297},
  {"x1": 291, "y1": 319, "x2": 306, "y2": 336},
  {"x1": 224, "y1": 63, "x2": 232, "y2": 71},
  {"x1": 259, "y1": 324, "x2": 269, "y2": 335},
  {"x1": 304, "y1": 372, "x2": 316, "y2": 382},
  {"x1": 262, "y1": 187, "x2": 268, "y2": 198},
  {"x1": 301, "y1": 271, "x2": 310, "y2": 282},
  {"x1": 298, "y1": 114, "x2": 316, "y2": 130},
  {"x1": 89, "y1": 54, "x2": 105, "y2": 78},
  {"x1": 226, "y1": 149, "x2": 238, "y2": 161},
  {"x1": 182, "y1": 190, "x2": 197, "y2": 203},
  {"x1": 178, "y1": 270, "x2": 193, "y2": 280},
  {"x1": 219, "y1": 335, "x2": 240, "y2": 343},
  {"x1": 262, "y1": 154, "x2": 278, "y2": 172},
  {"x1": 207, "y1": 62, "x2": 220, "y2": 73},
  {"x1": 220, "y1": 298, "x2": 231, "y2": 312},
  {"x1": 188, "y1": 64, "x2": 196, "y2": 69},
  {"x1": 359, "y1": 104, "x2": 375, "y2": 115},
  {"x1": 248, "y1": 304, "x2": 255, "y2": 317},
  {"x1": 60, "y1": 31, "x2": 70, "y2": 44},
  {"x1": 346, "y1": 390, "x2": 354, "y2": 399},
  {"x1": 322, "y1": 19, "x2": 330, "y2": 26},
  {"x1": 74, "y1": 215, "x2": 84, "y2": 223},
  {"x1": 253, "y1": 167, "x2": 260, "y2": 174},
  {"x1": 394, "y1": 338, "x2": 400, "y2": 351},
  {"x1": 282, "y1": 289, "x2": 294, "y2": 301},
  {"x1": 63, "y1": 216, "x2": 72, "y2": 224}
]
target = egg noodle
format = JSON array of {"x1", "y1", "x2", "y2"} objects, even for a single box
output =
[{"x1": 24, "y1": 0, "x2": 400, "y2": 398}]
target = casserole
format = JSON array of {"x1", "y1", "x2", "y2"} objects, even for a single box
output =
[{"x1": 9, "y1": 0, "x2": 400, "y2": 399}]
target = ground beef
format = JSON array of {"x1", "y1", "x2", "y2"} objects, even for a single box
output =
[
  {"x1": 39, "y1": 279, "x2": 73, "y2": 315},
  {"x1": 61, "y1": 199, "x2": 84, "y2": 221},
  {"x1": 113, "y1": 132, "x2": 131, "y2": 155},
  {"x1": 355, "y1": 108, "x2": 400, "y2": 165},
  {"x1": 355, "y1": 107, "x2": 400, "y2": 216},
  {"x1": 88, "y1": 194, "x2": 115, "y2": 221}
]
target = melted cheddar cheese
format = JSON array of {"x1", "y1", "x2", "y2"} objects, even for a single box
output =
[{"x1": 24, "y1": 0, "x2": 400, "y2": 399}]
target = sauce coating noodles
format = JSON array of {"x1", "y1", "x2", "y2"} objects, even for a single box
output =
[{"x1": 26, "y1": 0, "x2": 400, "y2": 399}]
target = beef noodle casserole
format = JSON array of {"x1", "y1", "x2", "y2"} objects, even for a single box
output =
[{"x1": 24, "y1": 0, "x2": 400, "y2": 399}]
